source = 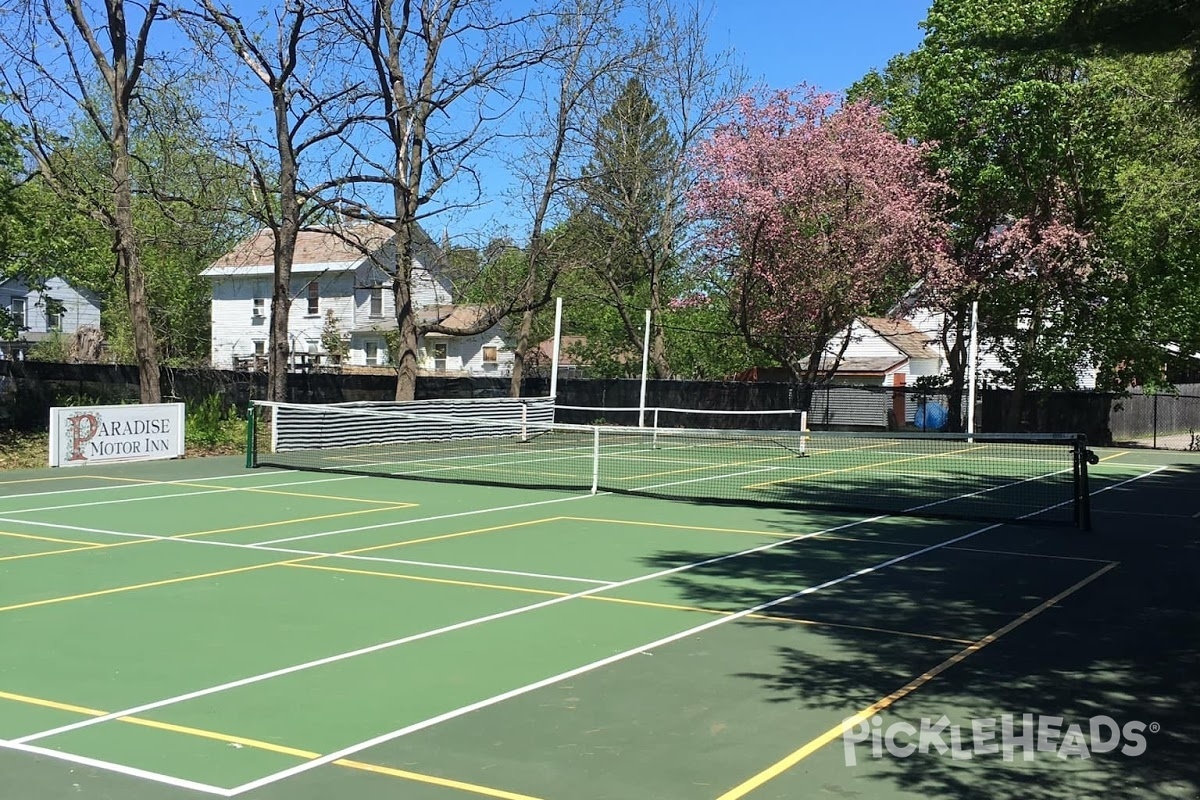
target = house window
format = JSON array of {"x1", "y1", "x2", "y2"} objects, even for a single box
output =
[
  {"x1": 306, "y1": 281, "x2": 319, "y2": 315},
  {"x1": 365, "y1": 340, "x2": 378, "y2": 366},
  {"x1": 46, "y1": 307, "x2": 62, "y2": 330},
  {"x1": 253, "y1": 340, "x2": 266, "y2": 355},
  {"x1": 433, "y1": 342, "x2": 447, "y2": 371},
  {"x1": 369, "y1": 286, "x2": 383, "y2": 318},
  {"x1": 252, "y1": 297, "x2": 266, "y2": 318},
  {"x1": 9, "y1": 297, "x2": 25, "y2": 328},
  {"x1": 482, "y1": 346, "x2": 498, "y2": 363}
]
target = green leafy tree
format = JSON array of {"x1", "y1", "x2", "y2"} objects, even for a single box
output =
[
  {"x1": 853, "y1": 0, "x2": 1123, "y2": 427},
  {"x1": 573, "y1": 77, "x2": 679, "y2": 377}
]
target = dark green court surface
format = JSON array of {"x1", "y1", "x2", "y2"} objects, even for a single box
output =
[{"x1": 0, "y1": 449, "x2": 1196, "y2": 800}]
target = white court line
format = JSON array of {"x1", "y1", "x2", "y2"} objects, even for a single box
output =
[
  {"x1": 10, "y1": 509, "x2": 894, "y2": 748},
  {"x1": 0, "y1": 738, "x2": 232, "y2": 796},
  {"x1": 0, "y1": 492, "x2": 606, "y2": 585},
  {"x1": 0, "y1": 469, "x2": 296, "y2": 502},
  {"x1": 14, "y1": 459, "x2": 1121, "y2": 748},
  {"x1": 0, "y1": 514, "x2": 610, "y2": 586},
  {"x1": 221, "y1": 465, "x2": 1166, "y2": 796},
  {"x1": 0, "y1": 475, "x2": 365, "y2": 515},
  {"x1": 4, "y1": 466, "x2": 1160, "y2": 792},
  {"x1": 253, "y1": 492, "x2": 593, "y2": 546}
]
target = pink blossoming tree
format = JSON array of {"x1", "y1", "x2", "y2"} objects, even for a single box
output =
[{"x1": 688, "y1": 86, "x2": 954, "y2": 384}]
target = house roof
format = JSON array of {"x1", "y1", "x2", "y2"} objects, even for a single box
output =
[
  {"x1": 202, "y1": 223, "x2": 396, "y2": 277},
  {"x1": 350, "y1": 304, "x2": 500, "y2": 336},
  {"x1": 0, "y1": 275, "x2": 102, "y2": 305},
  {"x1": 800, "y1": 355, "x2": 909, "y2": 375},
  {"x1": 531, "y1": 336, "x2": 589, "y2": 366},
  {"x1": 859, "y1": 317, "x2": 940, "y2": 360}
]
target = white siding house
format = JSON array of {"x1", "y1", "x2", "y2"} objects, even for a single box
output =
[
  {"x1": 901, "y1": 307, "x2": 1099, "y2": 389},
  {"x1": 202, "y1": 223, "x2": 513, "y2": 374},
  {"x1": 797, "y1": 316, "x2": 944, "y2": 386},
  {"x1": 0, "y1": 276, "x2": 102, "y2": 359}
]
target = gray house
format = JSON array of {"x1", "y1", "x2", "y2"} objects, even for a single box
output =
[{"x1": 0, "y1": 276, "x2": 102, "y2": 359}]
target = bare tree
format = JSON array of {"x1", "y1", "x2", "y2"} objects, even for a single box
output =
[
  {"x1": 334, "y1": 0, "x2": 563, "y2": 400},
  {"x1": 504, "y1": 0, "x2": 639, "y2": 395},
  {"x1": 573, "y1": 0, "x2": 745, "y2": 378},
  {"x1": 0, "y1": 0, "x2": 165, "y2": 401},
  {"x1": 179, "y1": 0, "x2": 364, "y2": 401}
]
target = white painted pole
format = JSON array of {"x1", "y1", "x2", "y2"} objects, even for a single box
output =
[
  {"x1": 966, "y1": 300, "x2": 979, "y2": 437},
  {"x1": 548, "y1": 297, "x2": 563, "y2": 400},
  {"x1": 638, "y1": 309, "x2": 651, "y2": 428}
]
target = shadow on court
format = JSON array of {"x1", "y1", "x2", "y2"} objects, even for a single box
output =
[{"x1": 634, "y1": 462, "x2": 1200, "y2": 800}]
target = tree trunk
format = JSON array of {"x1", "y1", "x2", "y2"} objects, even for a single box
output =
[
  {"x1": 267, "y1": 236, "x2": 295, "y2": 403},
  {"x1": 392, "y1": 257, "x2": 420, "y2": 401},
  {"x1": 110, "y1": 74, "x2": 160, "y2": 403},
  {"x1": 648, "y1": 266, "x2": 669, "y2": 378},
  {"x1": 942, "y1": 303, "x2": 968, "y2": 433},
  {"x1": 509, "y1": 307, "x2": 533, "y2": 397},
  {"x1": 1005, "y1": 299, "x2": 1044, "y2": 431},
  {"x1": 267, "y1": 84, "x2": 300, "y2": 403}
]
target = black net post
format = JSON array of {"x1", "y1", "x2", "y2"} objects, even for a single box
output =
[
  {"x1": 1073, "y1": 436, "x2": 1092, "y2": 531},
  {"x1": 245, "y1": 405, "x2": 257, "y2": 468}
]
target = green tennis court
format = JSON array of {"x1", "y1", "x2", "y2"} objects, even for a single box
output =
[{"x1": 0, "y1": 442, "x2": 1197, "y2": 799}]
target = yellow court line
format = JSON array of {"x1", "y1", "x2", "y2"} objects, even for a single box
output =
[
  {"x1": 79, "y1": 474, "x2": 416, "y2": 507},
  {"x1": 0, "y1": 690, "x2": 543, "y2": 800},
  {"x1": 1098, "y1": 451, "x2": 1130, "y2": 463},
  {"x1": 286, "y1": 561, "x2": 976, "y2": 646},
  {"x1": 0, "y1": 530, "x2": 103, "y2": 547},
  {"x1": 742, "y1": 444, "x2": 991, "y2": 490},
  {"x1": 184, "y1": 505, "x2": 416, "y2": 538},
  {"x1": 807, "y1": 439, "x2": 908, "y2": 457},
  {"x1": 150, "y1": 479, "x2": 416, "y2": 507},
  {"x1": 0, "y1": 562, "x2": 286, "y2": 614},
  {"x1": 0, "y1": 543, "x2": 111, "y2": 563},
  {"x1": 561, "y1": 516, "x2": 797, "y2": 539},
  {"x1": 615, "y1": 454, "x2": 798, "y2": 483},
  {"x1": 337, "y1": 759, "x2": 545, "y2": 800},
  {"x1": 285, "y1": 562, "x2": 567, "y2": 597},
  {"x1": 332, "y1": 516, "x2": 564, "y2": 555},
  {"x1": 0, "y1": 476, "x2": 86, "y2": 487},
  {"x1": 714, "y1": 561, "x2": 1120, "y2": 800},
  {"x1": 0, "y1": 504, "x2": 418, "y2": 565},
  {"x1": 0, "y1": 516, "x2": 562, "y2": 611}
]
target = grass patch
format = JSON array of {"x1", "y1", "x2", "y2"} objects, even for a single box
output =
[{"x1": 0, "y1": 431, "x2": 49, "y2": 471}]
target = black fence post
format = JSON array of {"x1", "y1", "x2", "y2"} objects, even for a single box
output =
[{"x1": 1153, "y1": 393, "x2": 1159, "y2": 449}]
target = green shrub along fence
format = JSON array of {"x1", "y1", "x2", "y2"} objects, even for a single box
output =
[{"x1": 3, "y1": 360, "x2": 1197, "y2": 450}]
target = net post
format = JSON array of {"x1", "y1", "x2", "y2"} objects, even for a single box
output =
[
  {"x1": 1077, "y1": 437, "x2": 1092, "y2": 531},
  {"x1": 245, "y1": 404, "x2": 256, "y2": 468},
  {"x1": 591, "y1": 426, "x2": 600, "y2": 494},
  {"x1": 652, "y1": 407, "x2": 660, "y2": 449},
  {"x1": 638, "y1": 309, "x2": 651, "y2": 427},
  {"x1": 799, "y1": 410, "x2": 808, "y2": 456},
  {"x1": 966, "y1": 299, "x2": 979, "y2": 441},
  {"x1": 520, "y1": 400, "x2": 529, "y2": 443},
  {"x1": 549, "y1": 297, "x2": 563, "y2": 401}
]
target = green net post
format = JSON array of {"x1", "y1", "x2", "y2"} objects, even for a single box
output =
[{"x1": 245, "y1": 405, "x2": 256, "y2": 468}]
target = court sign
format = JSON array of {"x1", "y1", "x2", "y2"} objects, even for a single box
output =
[{"x1": 49, "y1": 403, "x2": 186, "y2": 467}]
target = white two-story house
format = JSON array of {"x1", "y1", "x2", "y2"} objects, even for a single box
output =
[
  {"x1": 201, "y1": 222, "x2": 514, "y2": 374},
  {"x1": 0, "y1": 276, "x2": 103, "y2": 360}
]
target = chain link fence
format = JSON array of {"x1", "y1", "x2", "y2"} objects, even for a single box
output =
[{"x1": 1109, "y1": 385, "x2": 1200, "y2": 451}]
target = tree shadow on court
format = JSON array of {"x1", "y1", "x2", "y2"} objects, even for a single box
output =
[{"x1": 637, "y1": 463, "x2": 1200, "y2": 800}]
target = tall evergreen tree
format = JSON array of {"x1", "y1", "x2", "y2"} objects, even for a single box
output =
[{"x1": 573, "y1": 77, "x2": 679, "y2": 377}]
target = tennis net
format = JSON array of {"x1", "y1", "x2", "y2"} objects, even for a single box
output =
[{"x1": 247, "y1": 400, "x2": 1094, "y2": 528}]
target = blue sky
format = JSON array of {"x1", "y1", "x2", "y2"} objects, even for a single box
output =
[
  {"x1": 710, "y1": 0, "x2": 931, "y2": 94},
  {"x1": 460, "y1": 2, "x2": 933, "y2": 240},
  {"x1": 461, "y1": 1, "x2": 932, "y2": 240}
]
